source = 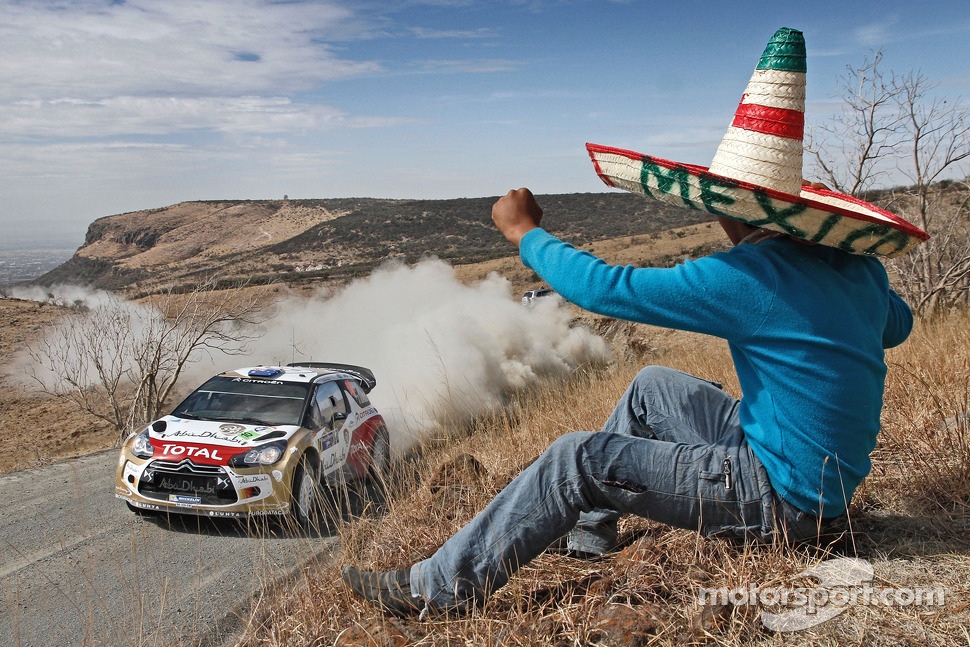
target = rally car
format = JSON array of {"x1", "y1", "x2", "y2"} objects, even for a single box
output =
[
  {"x1": 521, "y1": 287, "x2": 562, "y2": 307},
  {"x1": 115, "y1": 363, "x2": 390, "y2": 527}
]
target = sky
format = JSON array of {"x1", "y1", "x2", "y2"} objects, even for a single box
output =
[{"x1": 2, "y1": 0, "x2": 969, "y2": 249}]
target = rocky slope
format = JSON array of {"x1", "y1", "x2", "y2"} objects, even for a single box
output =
[{"x1": 36, "y1": 194, "x2": 715, "y2": 294}]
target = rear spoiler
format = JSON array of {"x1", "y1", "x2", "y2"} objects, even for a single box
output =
[{"x1": 287, "y1": 362, "x2": 377, "y2": 393}]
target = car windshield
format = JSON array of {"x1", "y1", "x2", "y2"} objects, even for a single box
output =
[{"x1": 172, "y1": 376, "x2": 311, "y2": 427}]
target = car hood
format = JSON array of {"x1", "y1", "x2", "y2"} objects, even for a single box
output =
[{"x1": 148, "y1": 416, "x2": 301, "y2": 449}]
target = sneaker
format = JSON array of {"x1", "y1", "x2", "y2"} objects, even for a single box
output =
[{"x1": 341, "y1": 566, "x2": 425, "y2": 618}]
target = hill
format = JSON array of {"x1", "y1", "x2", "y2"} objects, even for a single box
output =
[{"x1": 34, "y1": 194, "x2": 716, "y2": 294}]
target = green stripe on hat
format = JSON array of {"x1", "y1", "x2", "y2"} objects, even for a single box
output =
[{"x1": 756, "y1": 27, "x2": 806, "y2": 73}]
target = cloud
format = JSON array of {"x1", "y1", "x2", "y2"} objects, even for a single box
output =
[
  {"x1": 2, "y1": 96, "x2": 364, "y2": 139},
  {"x1": 851, "y1": 19, "x2": 899, "y2": 48},
  {"x1": 0, "y1": 0, "x2": 377, "y2": 99},
  {"x1": 0, "y1": 0, "x2": 390, "y2": 144},
  {"x1": 407, "y1": 26, "x2": 496, "y2": 39}
]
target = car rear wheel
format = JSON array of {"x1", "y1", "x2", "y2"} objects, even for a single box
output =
[
  {"x1": 291, "y1": 456, "x2": 322, "y2": 530},
  {"x1": 369, "y1": 425, "x2": 391, "y2": 481}
]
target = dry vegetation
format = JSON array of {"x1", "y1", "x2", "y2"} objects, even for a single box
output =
[
  {"x1": 0, "y1": 297, "x2": 116, "y2": 472},
  {"x1": 233, "y1": 310, "x2": 970, "y2": 647},
  {"x1": 4, "y1": 221, "x2": 967, "y2": 645}
]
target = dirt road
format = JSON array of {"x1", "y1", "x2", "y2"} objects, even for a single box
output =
[{"x1": 0, "y1": 450, "x2": 339, "y2": 647}]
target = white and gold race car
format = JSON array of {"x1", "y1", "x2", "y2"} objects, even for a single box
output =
[{"x1": 115, "y1": 363, "x2": 390, "y2": 526}]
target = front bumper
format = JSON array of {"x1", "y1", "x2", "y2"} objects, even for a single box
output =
[{"x1": 115, "y1": 453, "x2": 294, "y2": 518}]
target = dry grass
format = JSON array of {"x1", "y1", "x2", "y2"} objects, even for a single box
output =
[{"x1": 232, "y1": 310, "x2": 970, "y2": 647}]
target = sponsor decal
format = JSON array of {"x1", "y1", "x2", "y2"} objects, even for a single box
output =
[
  {"x1": 249, "y1": 508, "x2": 287, "y2": 517},
  {"x1": 117, "y1": 496, "x2": 162, "y2": 511},
  {"x1": 219, "y1": 424, "x2": 246, "y2": 435},
  {"x1": 320, "y1": 429, "x2": 338, "y2": 450},
  {"x1": 237, "y1": 474, "x2": 270, "y2": 484},
  {"x1": 231, "y1": 378, "x2": 283, "y2": 385},
  {"x1": 156, "y1": 473, "x2": 220, "y2": 495},
  {"x1": 167, "y1": 429, "x2": 248, "y2": 445},
  {"x1": 349, "y1": 441, "x2": 367, "y2": 456},
  {"x1": 159, "y1": 443, "x2": 224, "y2": 462},
  {"x1": 271, "y1": 470, "x2": 283, "y2": 482},
  {"x1": 238, "y1": 430, "x2": 261, "y2": 441},
  {"x1": 169, "y1": 494, "x2": 202, "y2": 504}
]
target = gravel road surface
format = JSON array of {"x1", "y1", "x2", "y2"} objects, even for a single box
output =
[{"x1": 0, "y1": 450, "x2": 341, "y2": 647}]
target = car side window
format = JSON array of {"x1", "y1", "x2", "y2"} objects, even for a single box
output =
[
  {"x1": 343, "y1": 379, "x2": 371, "y2": 407},
  {"x1": 310, "y1": 382, "x2": 347, "y2": 430}
]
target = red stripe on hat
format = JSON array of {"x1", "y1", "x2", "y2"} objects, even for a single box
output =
[{"x1": 731, "y1": 100, "x2": 803, "y2": 140}]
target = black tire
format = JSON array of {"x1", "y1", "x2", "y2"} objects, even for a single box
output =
[
  {"x1": 291, "y1": 455, "x2": 321, "y2": 530},
  {"x1": 368, "y1": 426, "x2": 391, "y2": 482},
  {"x1": 354, "y1": 425, "x2": 390, "y2": 507}
]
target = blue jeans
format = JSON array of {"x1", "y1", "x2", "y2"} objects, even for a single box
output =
[{"x1": 410, "y1": 366, "x2": 816, "y2": 610}]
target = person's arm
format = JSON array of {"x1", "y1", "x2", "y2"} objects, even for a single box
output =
[
  {"x1": 519, "y1": 227, "x2": 772, "y2": 339},
  {"x1": 883, "y1": 289, "x2": 914, "y2": 349},
  {"x1": 492, "y1": 187, "x2": 771, "y2": 338}
]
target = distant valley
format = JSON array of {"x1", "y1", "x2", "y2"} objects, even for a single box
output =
[{"x1": 0, "y1": 248, "x2": 75, "y2": 285}]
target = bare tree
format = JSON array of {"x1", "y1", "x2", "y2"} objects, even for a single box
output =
[
  {"x1": 889, "y1": 182, "x2": 970, "y2": 312},
  {"x1": 890, "y1": 73, "x2": 970, "y2": 312},
  {"x1": 806, "y1": 51, "x2": 905, "y2": 196},
  {"x1": 807, "y1": 54, "x2": 970, "y2": 315},
  {"x1": 26, "y1": 280, "x2": 273, "y2": 439}
]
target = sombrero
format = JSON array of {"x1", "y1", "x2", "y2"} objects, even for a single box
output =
[{"x1": 586, "y1": 27, "x2": 928, "y2": 258}]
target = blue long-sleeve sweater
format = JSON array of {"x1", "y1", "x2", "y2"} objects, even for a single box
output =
[{"x1": 520, "y1": 228, "x2": 913, "y2": 517}]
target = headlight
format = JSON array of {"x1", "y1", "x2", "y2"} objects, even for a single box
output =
[
  {"x1": 132, "y1": 428, "x2": 154, "y2": 459},
  {"x1": 229, "y1": 440, "x2": 288, "y2": 467}
]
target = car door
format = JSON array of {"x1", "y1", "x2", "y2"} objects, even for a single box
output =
[{"x1": 310, "y1": 381, "x2": 351, "y2": 476}]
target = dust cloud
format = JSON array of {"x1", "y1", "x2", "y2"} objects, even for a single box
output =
[
  {"x1": 12, "y1": 258, "x2": 611, "y2": 453},
  {"x1": 233, "y1": 258, "x2": 610, "y2": 452}
]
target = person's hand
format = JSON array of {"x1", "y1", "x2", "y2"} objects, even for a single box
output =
[{"x1": 492, "y1": 188, "x2": 543, "y2": 247}]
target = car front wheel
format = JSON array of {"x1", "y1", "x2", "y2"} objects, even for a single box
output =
[{"x1": 291, "y1": 456, "x2": 321, "y2": 530}]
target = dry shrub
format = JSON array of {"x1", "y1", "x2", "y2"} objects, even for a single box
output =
[
  {"x1": 236, "y1": 315, "x2": 970, "y2": 647},
  {"x1": 878, "y1": 309, "x2": 970, "y2": 510}
]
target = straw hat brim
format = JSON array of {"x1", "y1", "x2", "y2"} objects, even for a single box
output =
[{"x1": 587, "y1": 143, "x2": 929, "y2": 258}]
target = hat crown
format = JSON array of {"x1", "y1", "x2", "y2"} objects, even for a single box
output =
[
  {"x1": 708, "y1": 27, "x2": 806, "y2": 195},
  {"x1": 757, "y1": 27, "x2": 807, "y2": 73}
]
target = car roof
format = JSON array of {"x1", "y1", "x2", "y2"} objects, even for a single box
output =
[
  {"x1": 216, "y1": 363, "x2": 377, "y2": 392},
  {"x1": 219, "y1": 366, "x2": 351, "y2": 385}
]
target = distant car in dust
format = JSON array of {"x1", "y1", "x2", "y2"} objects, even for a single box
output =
[
  {"x1": 521, "y1": 287, "x2": 561, "y2": 306},
  {"x1": 115, "y1": 363, "x2": 390, "y2": 527}
]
